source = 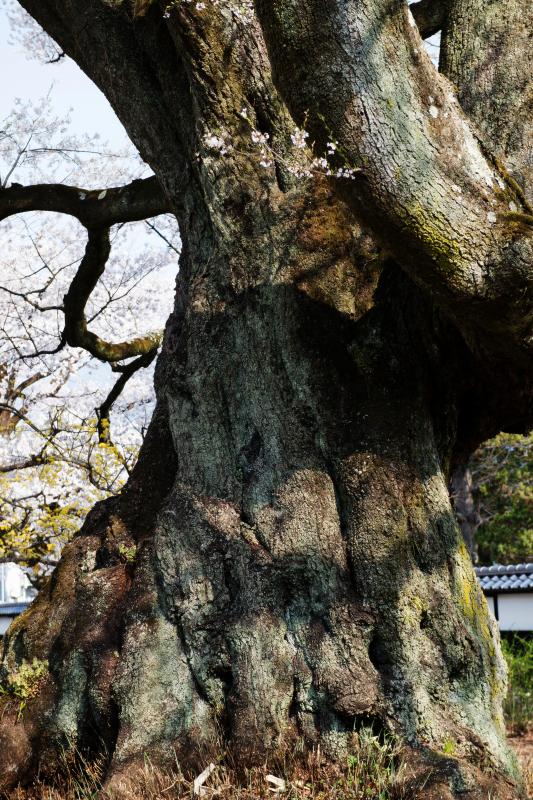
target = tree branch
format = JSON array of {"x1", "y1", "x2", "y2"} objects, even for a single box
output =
[
  {"x1": 410, "y1": 0, "x2": 446, "y2": 39},
  {"x1": 62, "y1": 227, "x2": 163, "y2": 363},
  {"x1": 0, "y1": 175, "x2": 171, "y2": 227},
  {"x1": 0, "y1": 454, "x2": 45, "y2": 473},
  {"x1": 0, "y1": 369, "x2": 45, "y2": 435},
  {"x1": 0, "y1": 402, "x2": 61, "y2": 452},
  {"x1": 96, "y1": 349, "x2": 157, "y2": 444}
]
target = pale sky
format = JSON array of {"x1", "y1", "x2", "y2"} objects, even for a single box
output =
[{"x1": 0, "y1": 5, "x2": 128, "y2": 147}]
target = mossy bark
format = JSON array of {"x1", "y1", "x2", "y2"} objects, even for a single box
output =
[{"x1": 0, "y1": 2, "x2": 531, "y2": 797}]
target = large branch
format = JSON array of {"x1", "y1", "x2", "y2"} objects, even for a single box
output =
[
  {"x1": 440, "y1": 0, "x2": 533, "y2": 203},
  {"x1": 254, "y1": 0, "x2": 533, "y2": 365},
  {"x1": 410, "y1": 0, "x2": 446, "y2": 39},
  {"x1": 0, "y1": 176, "x2": 171, "y2": 227}
]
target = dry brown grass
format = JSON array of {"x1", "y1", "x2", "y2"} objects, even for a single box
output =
[
  {"x1": 510, "y1": 731, "x2": 533, "y2": 799},
  {"x1": 5, "y1": 728, "x2": 533, "y2": 799},
  {"x1": 3, "y1": 729, "x2": 403, "y2": 800},
  {"x1": 524, "y1": 760, "x2": 533, "y2": 799}
]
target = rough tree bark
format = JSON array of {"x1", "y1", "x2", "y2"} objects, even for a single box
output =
[
  {"x1": 0, "y1": 1, "x2": 531, "y2": 798},
  {"x1": 450, "y1": 465, "x2": 480, "y2": 563}
]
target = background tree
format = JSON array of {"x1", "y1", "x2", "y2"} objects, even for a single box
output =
[
  {"x1": 471, "y1": 433, "x2": 533, "y2": 566},
  {"x1": 0, "y1": 2, "x2": 531, "y2": 799},
  {"x1": 449, "y1": 428, "x2": 532, "y2": 566},
  {"x1": 0, "y1": 93, "x2": 178, "y2": 582}
]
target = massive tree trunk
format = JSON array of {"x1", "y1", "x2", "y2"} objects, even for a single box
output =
[{"x1": 0, "y1": 2, "x2": 532, "y2": 798}]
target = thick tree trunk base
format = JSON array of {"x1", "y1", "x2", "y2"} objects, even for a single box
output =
[
  {"x1": 0, "y1": 270, "x2": 524, "y2": 799},
  {"x1": 0, "y1": 519, "x2": 523, "y2": 800}
]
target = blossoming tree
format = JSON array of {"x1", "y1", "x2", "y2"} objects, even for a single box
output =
[
  {"x1": 0, "y1": 94, "x2": 178, "y2": 581},
  {"x1": 0, "y1": 1, "x2": 532, "y2": 798}
]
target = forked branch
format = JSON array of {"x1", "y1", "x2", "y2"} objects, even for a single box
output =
[
  {"x1": 255, "y1": 0, "x2": 533, "y2": 363},
  {"x1": 0, "y1": 175, "x2": 168, "y2": 366},
  {"x1": 0, "y1": 175, "x2": 170, "y2": 437}
]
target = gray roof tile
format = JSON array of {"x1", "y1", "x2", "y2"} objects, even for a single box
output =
[
  {"x1": 475, "y1": 563, "x2": 533, "y2": 593},
  {"x1": 0, "y1": 602, "x2": 30, "y2": 615}
]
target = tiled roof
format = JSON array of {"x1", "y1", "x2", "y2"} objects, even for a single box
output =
[
  {"x1": 475, "y1": 563, "x2": 533, "y2": 593},
  {"x1": 0, "y1": 602, "x2": 30, "y2": 616}
]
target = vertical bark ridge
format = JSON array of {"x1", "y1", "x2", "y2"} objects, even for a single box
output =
[{"x1": 440, "y1": 0, "x2": 533, "y2": 201}]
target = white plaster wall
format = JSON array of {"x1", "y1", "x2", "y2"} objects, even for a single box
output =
[
  {"x1": 0, "y1": 615, "x2": 15, "y2": 636},
  {"x1": 497, "y1": 593, "x2": 533, "y2": 631},
  {"x1": 0, "y1": 563, "x2": 34, "y2": 603}
]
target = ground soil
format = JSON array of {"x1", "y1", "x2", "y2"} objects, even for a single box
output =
[{"x1": 510, "y1": 732, "x2": 533, "y2": 798}]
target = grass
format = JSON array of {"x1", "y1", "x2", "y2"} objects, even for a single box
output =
[
  {"x1": 4, "y1": 728, "x2": 403, "y2": 800},
  {"x1": 502, "y1": 634, "x2": 533, "y2": 798},
  {"x1": 3, "y1": 638, "x2": 533, "y2": 800},
  {"x1": 502, "y1": 634, "x2": 533, "y2": 735}
]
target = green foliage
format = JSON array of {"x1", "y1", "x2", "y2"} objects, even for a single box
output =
[
  {"x1": 471, "y1": 432, "x2": 533, "y2": 565},
  {"x1": 0, "y1": 658, "x2": 48, "y2": 716},
  {"x1": 502, "y1": 635, "x2": 533, "y2": 733},
  {"x1": 118, "y1": 543, "x2": 137, "y2": 564},
  {"x1": 0, "y1": 416, "x2": 137, "y2": 587},
  {"x1": 442, "y1": 739, "x2": 456, "y2": 756}
]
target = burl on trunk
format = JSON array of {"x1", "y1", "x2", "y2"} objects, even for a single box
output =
[{"x1": 1, "y1": 1, "x2": 532, "y2": 798}]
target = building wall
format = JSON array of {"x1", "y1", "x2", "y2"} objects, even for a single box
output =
[
  {"x1": 486, "y1": 593, "x2": 533, "y2": 631},
  {"x1": 0, "y1": 563, "x2": 35, "y2": 604},
  {"x1": 0, "y1": 615, "x2": 15, "y2": 636},
  {"x1": 491, "y1": 593, "x2": 533, "y2": 632},
  {"x1": 0, "y1": 563, "x2": 36, "y2": 636}
]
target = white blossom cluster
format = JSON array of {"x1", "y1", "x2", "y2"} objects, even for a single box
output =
[
  {"x1": 204, "y1": 107, "x2": 360, "y2": 182},
  {"x1": 280, "y1": 132, "x2": 360, "y2": 180},
  {"x1": 0, "y1": 94, "x2": 140, "y2": 188},
  {"x1": 5, "y1": 0, "x2": 63, "y2": 64},
  {"x1": 164, "y1": 0, "x2": 254, "y2": 24},
  {"x1": 203, "y1": 111, "x2": 360, "y2": 181},
  {"x1": 251, "y1": 128, "x2": 273, "y2": 169},
  {"x1": 204, "y1": 133, "x2": 231, "y2": 156}
]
